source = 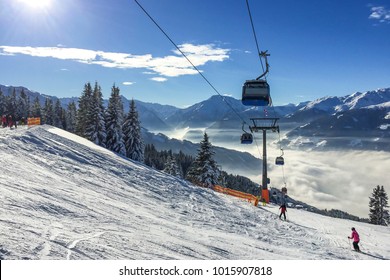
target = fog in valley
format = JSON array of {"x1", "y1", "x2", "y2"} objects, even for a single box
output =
[{"x1": 158, "y1": 127, "x2": 390, "y2": 218}]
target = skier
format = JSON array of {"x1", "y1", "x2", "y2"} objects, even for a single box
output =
[
  {"x1": 278, "y1": 191, "x2": 288, "y2": 220},
  {"x1": 348, "y1": 227, "x2": 360, "y2": 252},
  {"x1": 8, "y1": 115, "x2": 13, "y2": 128},
  {"x1": 2, "y1": 115, "x2": 7, "y2": 127},
  {"x1": 279, "y1": 204, "x2": 287, "y2": 220}
]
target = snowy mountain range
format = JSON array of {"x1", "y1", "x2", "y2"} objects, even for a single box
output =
[
  {"x1": 114, "y1": 88, "x2": 390, "y2": 151},
  {"x1": 1, "y1": 84, "x2": 389, "y2": 152},
  {"x1": 146, "y1": 88, "x2": 390, "y2": 152},
  {"x1": 283, "y1": 88, "x2": 390, "y2": 150},
  {"x1": 1, "y1": 125, "x2": 389, "y2": 260}
]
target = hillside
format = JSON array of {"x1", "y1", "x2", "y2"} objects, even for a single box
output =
[
  {"x1": 0, "y1": 125, "x2": 389, "y2": 260},
  {"x1": 142, "y1": 130, "x2": 262, "y2": 178}
]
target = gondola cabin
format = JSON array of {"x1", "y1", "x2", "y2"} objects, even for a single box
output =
[
  {"x1": 242, "y1": 79, "x2": 270, "y2": 106},
  {"x1": 240, "y1": 133, "x2": 253, "y2": 144},
  {"x1": 275, "y1": 156, "x2": 284, "y2": 165}
]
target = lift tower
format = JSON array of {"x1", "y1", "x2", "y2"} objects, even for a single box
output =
[{"x1": 249, "y1": 117, "x2": 280, "y2": 202}]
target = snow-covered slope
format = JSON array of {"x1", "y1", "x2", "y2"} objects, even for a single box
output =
[{"x1": 0, "y1": 126, "x2": 389, "y2": 260}]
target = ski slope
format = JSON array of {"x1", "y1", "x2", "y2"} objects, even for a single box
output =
[{"x1": 0, "y1": 125, "x2": 389, "y2": 260}]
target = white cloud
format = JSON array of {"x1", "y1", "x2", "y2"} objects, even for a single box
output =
[
  {"x1": 226, "y1": 140, "x2": 389, "y2": 218},
  {"x1": 0, "y1": 44, "x2": 230, "y2": 79},
  {"x1": 369, "y1": 6, "x2": 390, "y2": 23},
  {"x1": 150, "y1": 77, "x2": 167, "y2": 82},
  {"x1": 122, "y1": 81, "x2": 135, "y2": 86},
  {"x1": 268, "y1": 149, "x2": 390, "y2": 218},
  {"x1": 0, "y1": 51, "x2": 14, "y2": 56}
]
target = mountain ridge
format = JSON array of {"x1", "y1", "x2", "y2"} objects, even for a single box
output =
[{"x1": 1, "y1": 84, "x2": 389, "y2": 151}]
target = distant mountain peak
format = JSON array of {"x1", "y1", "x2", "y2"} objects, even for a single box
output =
[{"x1": 299, "y1": 87, "x2": 390, "y2": 114}]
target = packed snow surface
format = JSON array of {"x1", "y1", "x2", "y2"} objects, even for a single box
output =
[{"x1": 0, "y1": 126, "x2": 389, "y2": 260}]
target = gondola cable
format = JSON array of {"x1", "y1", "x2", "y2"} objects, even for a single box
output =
[
  {"x1": 245, "y1": 0, "x2": 265, "y2": 77},
  {"x1": 134, "y1": 0, "x2": 269, "y2": 171},
  {"x1": 242, "y1": 0, "x2": 271, "y2": 106},
  {"x1": 133, "y1": 0, "x2": 248, "y2": 126},
  {"x1": 245, "y1": 0, "x2": 288, "y2": 189}
]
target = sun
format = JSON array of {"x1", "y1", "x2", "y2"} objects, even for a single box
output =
[{"x1": 16, "y1": 0, "x2": 52, "y2": 9}]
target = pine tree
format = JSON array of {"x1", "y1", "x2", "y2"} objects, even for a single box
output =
[
  {"x1": 65, "y1": 101, "x2": 77, "y2": 133},
  {"x1": 17, "y1": 89, "x2": 30, "y2": 120},
  {"x1": 0, "y1": 90, "x2": 5, "y2": 116},
  {"x1": 105, "y1": 85, "x2": 125, "y2": 155},
  {"x1": 53, "y1": 99, "x2": 63, "y2": 128},
  {"x1": 369, "y1": 185, "x2": 390, "y2": 226},
  {"x1": 60, "y1": 106, "x2": 67, "y2": 130},
  {"x1": 176, "y1": 150, "x2": 195, "y2": 177},
  {"x1": 85, "y1": 82, "x2": 106, "y2": 147},
  {"x1": 380, "y1": 186, "x2": 390, "y2": 225},
  {"x1": 122, "y1": 99, "x2": 144, "y2": 162},
  {"x1": 31, "y1": 97, "x2": 42, "y2": 118},
  {"x1": 144, "y1": 144, "x2": 159, "y2": 169},
  {"x1": 5, "y1": 88, "x2": 17, "y2": 117},
  {"x1": 186, "y1": 132, "x2": 220, "y2": 187},
  {"x1": 163, "y1": 154, "x2": 183, "y2": 178},
  {"x1": 76, "y1": 82, "x2": 93, "y2": 137},
  {"x1": 43, "y1": 98, "x2": 54, "y2": 125}
]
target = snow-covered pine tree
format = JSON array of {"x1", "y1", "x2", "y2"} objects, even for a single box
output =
[
  {"x1": 53, "y1": 99, "x2": 63, "y2": 129},
  {"x1": 381, "y1": 186, "x2": 390, "y2": 225},
  {"x1": 144, "y1": 144, "x2": 159, "y2": 168},
  {"x1": 17, "y1": 89, "x2": 30, "y2": 120},
  {"x1": 0, "y1": 90, "x2": 4, "y2": 116},
  {"x1": 5, "y1": 88, "x2": 17, "y2": 118},
  {"x1": 43, "y1": 98, "x2": 54, "y2": 125},
  {"x1": 369, "y1": 185, "x2": 390, "y2": 226},
  {"x1": 76, "y1": 82, "x2": 93, "y2": 137},
  {"x1": 186, "y1": 132, "x2": 220, "y2": 187},
  {"x1": 122, "y1": 99, "x2": 144, "y2": 162},
  {"x1": 66, "y1": 101, "x2": 77, "y2": 133},
  {"x1": 163, "y1": 154, "x2": 183, "y2": 178},
  {"x1": 176, "y1": 150, "x2": 195, "y2": 178},
  {"x1": 85, "y1": 82, "x2": 106, "y2": 147},
  {"x1": 105, "y1": 85, "x2": 125, "y2": 155},
  {"x1": 31, "y1": 96, "x2": 42, "y2": 118}
]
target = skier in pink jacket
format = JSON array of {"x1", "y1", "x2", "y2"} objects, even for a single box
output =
[{"x1": 348, "y1": 227, "x2": 360, "y2": 252}]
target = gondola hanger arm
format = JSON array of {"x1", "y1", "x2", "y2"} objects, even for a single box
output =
[{"x1": 256, "y1": 50, "x2": 270, "y2": 80}]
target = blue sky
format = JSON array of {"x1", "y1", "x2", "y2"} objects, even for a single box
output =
[{"x1": 0, "y1": 0, "x2": 389, "y2": 107}]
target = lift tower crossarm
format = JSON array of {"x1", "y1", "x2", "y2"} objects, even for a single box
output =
[{"x1": 249, "y1": 117, "x2": 279, "y2": 133}]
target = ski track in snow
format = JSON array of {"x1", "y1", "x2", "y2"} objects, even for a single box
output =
[{"x1": 0, "y1": 125, "x2": 390, "y2": 260}]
